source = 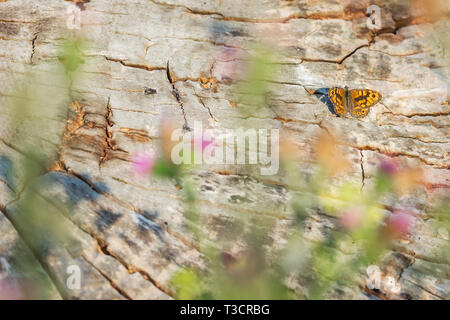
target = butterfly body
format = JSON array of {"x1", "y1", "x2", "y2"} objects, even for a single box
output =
[{"x1": 328, "y1": 86, "x2": 381, "y2": 118}]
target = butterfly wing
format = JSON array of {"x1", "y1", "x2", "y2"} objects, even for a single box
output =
[
  {"x1": 349, "y1": 89, "x2": 382, "y2": 118},
  {"x1": 328, "y1": 87, "x2": 347, "y2": 117}
]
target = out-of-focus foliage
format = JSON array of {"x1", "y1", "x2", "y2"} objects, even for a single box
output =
[
  {"x1": 0, "y1": 36, "x2": 87, "y2": 299},
  {"x1": 164, "y1": 129, "x2": 431, "y2": 298},
  {"x1": 136, "y1": 43, "x2": 447, "y2": 300}
]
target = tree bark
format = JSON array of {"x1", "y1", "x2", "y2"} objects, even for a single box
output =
[{"x1": 0, "y1": 0, "x2": 448, "y2": 299}]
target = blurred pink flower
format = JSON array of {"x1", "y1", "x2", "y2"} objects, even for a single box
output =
[
  {"x1": 386, "y1": 210, "x2": 416, "y2": 239},
  {"x1": 132, "y1": 152, "x2": 155, "y2": 176},
  {"x1": 379, "y1": 157, "x2": 399, "y2": 176},
  {"x1": 339, "y1": 209, "x2": 363, "y2": 231},
  {"x1": 194, "y1": 134, "x2": 214, "y2": 152},
  {"x1": 213, "y1": 45, "x2": 244, "y2": 84},
  {"x1": 0, "y1": 279, "x2": 23, "y2": 300}
]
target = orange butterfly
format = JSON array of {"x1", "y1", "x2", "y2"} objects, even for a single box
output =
[{"x1": 329, "y1": 86, "x2": 382, "y2": 118}]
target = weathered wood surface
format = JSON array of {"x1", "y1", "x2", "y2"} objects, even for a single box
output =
[{"x1": 0, "y1": 0, "x2": 449, "y2": 299}]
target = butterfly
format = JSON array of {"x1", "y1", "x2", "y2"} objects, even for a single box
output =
[{"x1": 328, "y1": 86, "x2": 382, "y2": 118}]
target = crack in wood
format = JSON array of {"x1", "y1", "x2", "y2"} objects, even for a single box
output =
[
  {"x1": 347, "y1": 144, "x2": 449, "y2": 169},
  {"x1": 81, "y1": 230, "x2": 175, "y2": 298},
  {"x1": 104, "y1": 56, "x2": 166, "y2": 72},
  {"x1": 360, "y1": 150, "x2": 365, "y2": 191},
  {"x1": 194, "y1": 91, "x2": 218, "y2": 122},
  {"x1": 81, "y1": 254, "x2": 131, "y2": 300},
  {"x1": 381, "y1": 110, "x2": 450, "y2": 118},
  {"x1": 301, "y1": 44, "x2": 370, "y2": 65},
  {"x1": 99, "y1": 97, "x2": 114, "y2": 167},
  {"x1": 29, "y1": 32, "x2": 39, "y2": 65},
  {"x1": 166, "y1": 61, "x2": 190, "y2": 131},
  {"x1": 147, "y1": 0, "x2": 369, "y2": 23}
]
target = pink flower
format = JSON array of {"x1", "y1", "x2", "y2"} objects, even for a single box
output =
[
  {"x1": 132, "y1": 152, "x2": 155, "y2": 176},
  {"x1": 339, "y1": 209, "x2": 363, "y2": 231},
  {"x1": 386, "y1": 210, "x2": 416, "y2": 239},
  {"x1": 379, "y1": 158, "x2": 399, "y2": 176},
  {"x1": 213, "y1": 46, "x2": 244, "y2": 84},
  {"x1": 193, "y1": 134, "x2": 215, "y2": 152}
]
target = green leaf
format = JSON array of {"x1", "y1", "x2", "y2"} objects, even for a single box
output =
[
  {"x1": 171, "y1": 268, "x2": 205, "y2": 300},
  {"x1": 374, "y1": 172, "x2": 393, "y2": 195},
  {"x1": 152, "y1": 158, "x2": 180, "y2": 178}
]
